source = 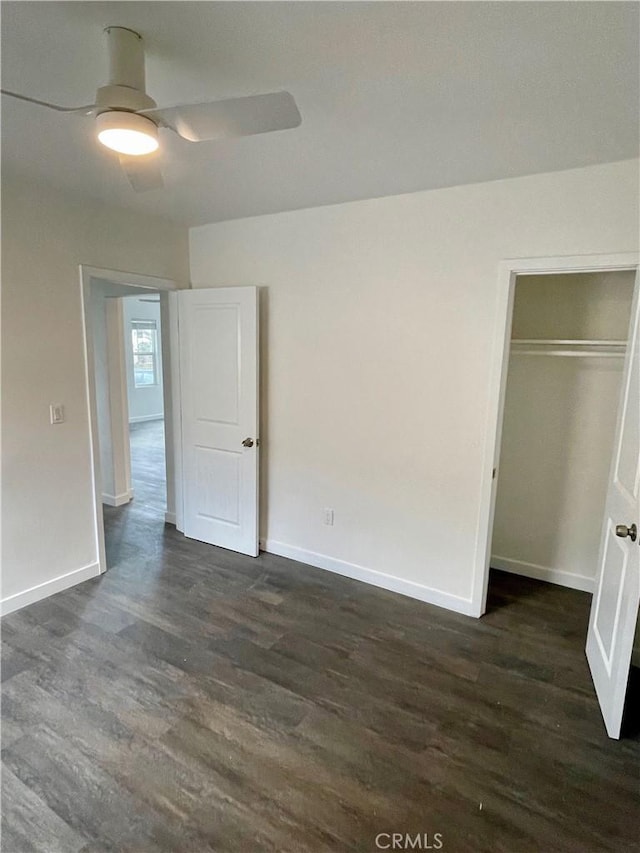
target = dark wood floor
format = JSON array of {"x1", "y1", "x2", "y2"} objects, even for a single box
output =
[
  {"x1": 106, "y1": 417, "x2": 166, "y2": 570},
  {"x1": 130, "y1": 418, "x2": 167, "y2": 512},
  {"x1": 2, "y1": 421, "x2": 639, "y2": 851}
]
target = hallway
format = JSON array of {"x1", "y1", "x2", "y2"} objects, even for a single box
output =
[{"x1": 103, "y1": 418, "x2": 166, "y2": 570}]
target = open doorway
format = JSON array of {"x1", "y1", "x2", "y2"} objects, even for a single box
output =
[
  {"x1": 489, "y1": 268, "x2": 635, "y2": 596},
  {"x1": 89, "y1": 284, "x2": 167, "y2": 568},
  {"x1": 474, "y1": 253, "x2": 639, "y2": 618},
  {"x1": 82, "y1": 271, "x2": 261, "y2": 573},
  {"x1": 122, "y1": 295, "x2": 167, "y2": 522},
  {"x1": 80, "y1": 265, "x2": 178, "y2": 575},
  {"x1": 473, "y1": 252, "x2": 639, "y2": 738}
]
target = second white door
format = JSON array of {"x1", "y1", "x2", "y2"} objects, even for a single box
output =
[
  {"x1": 178, "y1": 286, "x2": 259, "y2": 556},
  {"x1": 586, "y1": 269, "x2": 639, "y2": 738}
]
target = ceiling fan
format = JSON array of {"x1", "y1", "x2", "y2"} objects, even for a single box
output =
[{"x1": 1, "y1": 26, "x2": 302, "y2": 192}]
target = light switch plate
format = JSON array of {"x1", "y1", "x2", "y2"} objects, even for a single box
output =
[{"x1": 50, "y1": 404, "x2": 65, "y2": 424}]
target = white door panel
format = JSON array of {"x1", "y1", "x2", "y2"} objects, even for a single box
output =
[
  {"x1": 178, "y1": 287, "x2": 259, "y2": 556},
  {"x1": 586, "y1": 269, "x2": 639, "y2": 738}
]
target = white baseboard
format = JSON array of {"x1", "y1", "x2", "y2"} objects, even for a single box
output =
[
  {"x1": 102, "y1": 489, "x2": 133, "y2": 507},
  {"x1": 260, "y1": 539, "x2": 476, "y2": 616},
  {"x1": 165, "y1": 511, "x2": 176, "y2": 525},
  {"x1": 129, "y1": 414, "x2": 164, "y2": 424},
  {"x1": 1, "y1": 562, "x2": 101, "y2": 617},
  {"x1": 490, "y1": 555, "x2": 595, "y2": 593}
]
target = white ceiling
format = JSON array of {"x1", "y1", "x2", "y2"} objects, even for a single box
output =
[{"x1": 2, "y1": 1, "x2": 638, "y2": 226}]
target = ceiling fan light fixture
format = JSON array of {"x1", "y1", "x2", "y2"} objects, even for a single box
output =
[{"x1": 97, "y1": 110, "x2": 159, "y2": 155}]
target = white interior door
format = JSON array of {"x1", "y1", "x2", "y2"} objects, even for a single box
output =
[
  {"x1": 586, "y1": 269, "x2": 639, "y2": 738},
  {"x1": 178, "y1": 286, "x2": 259, "y2": 556}
]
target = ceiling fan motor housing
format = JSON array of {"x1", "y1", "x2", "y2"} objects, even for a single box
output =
[{"x1": 95, "y1": 26, "x2": 156, "y2": 114}]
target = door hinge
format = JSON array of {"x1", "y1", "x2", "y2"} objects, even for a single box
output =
[{"x1": 492, "y1": 468, "x2": 497, "y2": 479}]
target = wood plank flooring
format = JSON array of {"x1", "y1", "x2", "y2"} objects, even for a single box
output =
[
  {"x1": 129, "y1": 418, "x2": 167, "y2": 514},
  {"x1": 2, "y1": 422, "x2": 639, "y2": 851}
]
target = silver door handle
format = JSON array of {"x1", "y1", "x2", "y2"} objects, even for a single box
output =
[
  {"x1": 615, "y1": 523, "x2": 637, "y2": 542},
  {"x1": 242, "y1": 437, "x2": 254, "y2": 448}
]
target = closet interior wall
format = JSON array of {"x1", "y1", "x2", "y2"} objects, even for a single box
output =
[{"x1": 491, "y1": 270, "x2": 635, "y2": 592}]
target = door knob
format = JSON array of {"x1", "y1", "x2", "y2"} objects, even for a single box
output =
[
  {"x1": 615, "y1": 523, "x2": 637, "y2": 542},
  {"x1": 242, "y1": 437, "x2": 254, "y2": 448}
]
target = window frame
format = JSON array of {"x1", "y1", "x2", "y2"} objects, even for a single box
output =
[{"x1": 131, "y1": 319, "x2": 160, "y2": 388}]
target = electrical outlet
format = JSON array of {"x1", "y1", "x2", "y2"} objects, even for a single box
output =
[
  {"x1": 50, "y1": 404, "x2": 65, "y2": 424},
  {"x1": 323, "y1": 508, "x2": 334, "y2": 526}
]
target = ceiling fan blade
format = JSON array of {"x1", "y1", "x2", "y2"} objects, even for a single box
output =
[
  {"x1": 144, "y1": 91, "x2": 301, "y2": 143},
  {"x1": 119, "y1": 153, "x2": 164, "y2": 192},
  {"x1": 1, "y1": 89, "x2": 95, "y2": 114}
]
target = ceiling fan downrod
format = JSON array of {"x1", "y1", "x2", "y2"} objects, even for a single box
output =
[{"x1": 96, "y1": 26, "x2": 156, "y2": 113}]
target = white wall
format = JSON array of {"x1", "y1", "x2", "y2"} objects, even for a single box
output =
[
  {"x1": 1, "y1": 176, "x2": 188, "y2": 613},
  {"x1": 90, "y1": 282, "x2": 137, "y2": 507},
  {"x1": 91, "y1": 283, "x2": 122, "y2": 504},
  {"x1": 123, "y1": 297, "x2": 164, "y2": 423},
  {"x1": 492, "y1": 271, "x2": 635, "y2": 592},
  {"x1": 189, "y1": 159, "x2": 639, "y2": 615}
]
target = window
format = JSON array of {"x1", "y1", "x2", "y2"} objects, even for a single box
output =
[{"x1": 131, "y1": 320, "x2": 159, "y2": 387}]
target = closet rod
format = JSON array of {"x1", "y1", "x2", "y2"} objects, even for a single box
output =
[
  {"x1": 511, "y1": 339, "x2": 626, "y2": 347},
  {"x1": 511, "y1": 350, "x2": 625, "y2": 358}
]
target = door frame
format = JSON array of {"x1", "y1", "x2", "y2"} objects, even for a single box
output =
[
  {"x1": 79, "y1": 265, "x2": 179, "y2": 575},
  {"x1": 471, "y1": 252, "x2": 639, "y2": 618}
]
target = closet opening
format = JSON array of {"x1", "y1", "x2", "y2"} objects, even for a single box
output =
[{"x1": 488, "y1": 269, "x2": 635, "y2": 600}]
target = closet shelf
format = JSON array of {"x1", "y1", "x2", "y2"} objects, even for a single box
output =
[{"x1": 510, "y1": 339, "x2": 627, "y2": 358}]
